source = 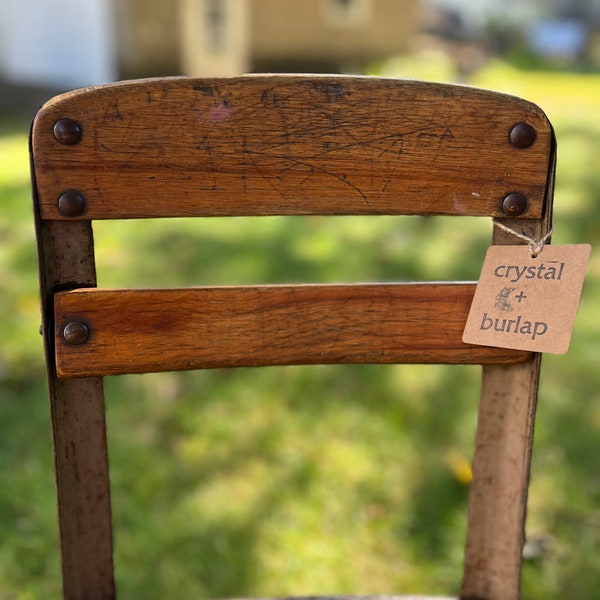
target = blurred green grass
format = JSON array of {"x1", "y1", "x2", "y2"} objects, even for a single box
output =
[{"x1": 1, "y1": 61, "x2": 599, "y2": 598}]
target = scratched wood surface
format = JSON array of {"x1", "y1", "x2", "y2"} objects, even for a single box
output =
[
  {"x1": 53, "y1": 284, "x2": 530, "y2": 378},
  {"x1": 31, "y1": 208, "x2": 114, "y2": 597},
  {"x1": 32, "y1": 75, "x2": 552, "y2": 220}
]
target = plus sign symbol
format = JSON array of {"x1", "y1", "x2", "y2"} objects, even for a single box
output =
[{"x1": 515, "y1": 290, "x2": 528, "y2": 303}]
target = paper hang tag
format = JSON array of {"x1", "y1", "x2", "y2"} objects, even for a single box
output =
[{"x1": 463, "y1": 244, "x2": 591, "y2": 354}]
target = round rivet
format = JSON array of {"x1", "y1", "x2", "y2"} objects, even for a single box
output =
[
  {"x1": 502, "y1": 192, "x2": 528, "y2": 216},
  {"x1": 509, "y1": 122, "x2": 537, "y2": 149},
  {"x1": 53, "y1": 118, "x2": 82, "y2": 145},
  {"x1": 63, "y1": 321, "x2": 89, "y2": 345},
  {"x1": 58, "y1": 190, "x2": 86, "y2": 218}
]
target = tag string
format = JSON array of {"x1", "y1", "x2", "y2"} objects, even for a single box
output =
[{"x1": 494, "y1": 221, "x2": 553, "y2": 258}]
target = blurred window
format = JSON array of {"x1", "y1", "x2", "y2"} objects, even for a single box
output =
[
  {"x1": 321, "y1": 0, "x2": 373, "y2": 28},
  {"x1": 206, "y1": 0, "x2": 227, "y2": 51}
]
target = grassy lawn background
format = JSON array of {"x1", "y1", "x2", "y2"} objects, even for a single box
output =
[{"x1": 1, "y1": 60, "x2": 599, "y2": 598}]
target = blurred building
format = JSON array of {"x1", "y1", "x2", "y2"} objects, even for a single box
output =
[
  {"x1": 123, "y1": 0, "x2": 419, "y2": 77},
  {"x1": 0, "y1": 0, "x2": 418, "y2": 89}
]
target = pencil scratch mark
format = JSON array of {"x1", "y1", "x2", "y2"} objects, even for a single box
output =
[{"x1": 245, "y1": 149, "x2": 369, "y2": 204}]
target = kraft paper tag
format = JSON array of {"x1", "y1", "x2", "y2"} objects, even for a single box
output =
[{"x1": 463, "y1": 244, "x2": 591, "y2": 354}]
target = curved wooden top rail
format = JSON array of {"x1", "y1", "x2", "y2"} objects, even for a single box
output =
[{"x1": 32, "y1": 75, "x2": 553, "y2": 220}]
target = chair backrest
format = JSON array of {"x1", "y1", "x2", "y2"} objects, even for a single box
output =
[{"x1": 30, "y1": 75, "x2": 555, "y2": 600}]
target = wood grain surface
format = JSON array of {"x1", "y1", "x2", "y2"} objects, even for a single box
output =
[
  {"x1": 32, "y1": 76, "x2": 552, "y2": 220},
  {"x1": 31, "y1": 215, "x2": 114, "y2": 597},
  {"x1": 54, "y1": 283, "x2": 530, "y2": 377}
]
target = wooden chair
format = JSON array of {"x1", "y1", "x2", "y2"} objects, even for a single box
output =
[{"x1": 30, "y1": 75, "x2": 555, "y2": 600}]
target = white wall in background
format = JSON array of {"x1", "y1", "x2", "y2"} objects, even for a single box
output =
[{"x1": 0, "y1": 0, "x2": 116, "y2": 88}]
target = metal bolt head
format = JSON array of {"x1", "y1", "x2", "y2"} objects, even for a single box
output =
[
  {"x1": 502, "y1": 192, "x2": 528, "y2": 217},
  {"x1": 509, "y1": 122, "x2": 537, "y2": 149},
  {"x1": 63, "y1": 321, "x2": 89, "y2": 345},
  {"x1": 58, "y1": 190, "x2": 86, "y2": 217},
  {"x1": 53, "y1": 118, "x2": 82, "y2": 145}
]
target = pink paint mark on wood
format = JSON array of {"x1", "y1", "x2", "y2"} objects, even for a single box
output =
[{"x1": 208, "y1": 103, "x2": 231, "y2": 123}]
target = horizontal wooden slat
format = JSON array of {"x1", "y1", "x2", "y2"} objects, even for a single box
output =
[
  {"x1": 32, "y1": 75, "x2": 552, "y2": 220},
  {"x1": 54, "y1": 284, "x2": 530, "y2": 378}
]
